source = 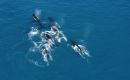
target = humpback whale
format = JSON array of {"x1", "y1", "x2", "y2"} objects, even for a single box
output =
[
  {"x1": 32, "y1": 14, "x2": 42, "y2": 26},
  {"x1": 71, "y1": 41, "x2": 82, "y2": 53}
]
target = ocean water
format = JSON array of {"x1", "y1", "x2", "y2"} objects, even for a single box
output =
[{"x1": 0, "y1": 0, "x2": 130, "y2": 80}]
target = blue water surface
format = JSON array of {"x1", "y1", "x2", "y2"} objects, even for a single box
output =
[{"x1": 0, "y1": 0, "x2": 130, "y2": 80}]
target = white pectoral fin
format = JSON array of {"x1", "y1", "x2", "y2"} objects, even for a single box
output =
[
  {"x1": 84, "y1": 51, "x2": 90, "y2": 57},
  {"x1": 56, "y1": 37, "x2": 62, "y2": 43},
  {"x1": 49, "y1": 54, "x2": 53, "y2": 61},
  {"x1": 61, "y1": 32, "x2": 67, "y2": 42},
  {"x1": 80, "y1": 54, "x2": 86, "y2": 59},
  {"x1": 62, "y1": 36, "x2": 67, "y2": 42},
  {"x1": 78, "y1": 45, "x2": 90, "y2": 57},
  {"x1": 43, "y1": 54, "x2": 48, "y2": 62},
  {"x1": 32, "y1": 41, "x2": 38, "y2": 47}
]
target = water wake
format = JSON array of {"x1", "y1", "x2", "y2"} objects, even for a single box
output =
[{"x1": 27, "y1": 21, "x2": 68, "y2": 66}]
